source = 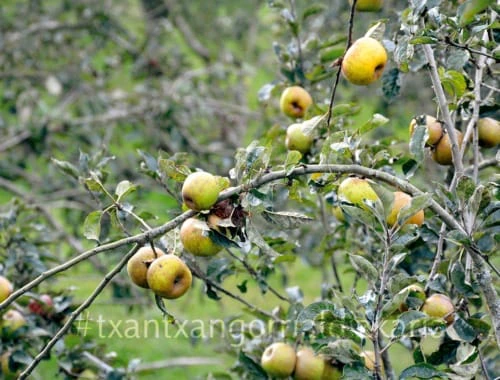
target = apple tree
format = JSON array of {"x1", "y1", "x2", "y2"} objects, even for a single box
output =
[{"x1": 0, "y1": 0, "x2": 499, "y2": 379}]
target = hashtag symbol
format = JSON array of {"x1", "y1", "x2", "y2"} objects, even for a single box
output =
[{"x1": 75, "y1": 312, "x2": 91, "y2": 337}]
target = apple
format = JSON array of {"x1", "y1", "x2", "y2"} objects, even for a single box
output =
[
  {"x1": 294, "y1": 347, "x2": 325, "y2": 380},
  {"x1": 398, "y1": 284, "x2": 426, "y2": 312},
  {"x1": 180, "y1": 218, "x2": 222, "y2": 256},
  {"x1": 286, "y1": 123, "x2": 313, "y2": 154},
  {"x1": 409, "y1": 115, "x2": 443, "y2": 146},
  {"x1": 341, "y1": 37, "x2": 387, "y2": 85},
  {"x1": 0, "y1": 351, "x2": 20, "y2": 380},
  {"x1": 261, "y1": 342, "x2": 296, "y2": 378},
  {"x1": 146, "y1": 254, "x2": 192, "y2": 299},
  {"x1": 350, "y1": 0, "x2": 383, "y2": 12},
  {"x1": 2, "y1": 310, "x2": 26, "y2": 332},
  {"x1": 322, "y1": 361, "x2": 342, "y2": 380},
  {"x1": 477, "y1": 117, "x2": 500, "y2": 148},
  {"x1": 78, "y1": 369, "x2": 98, "y2": 379},
  {"x1": 28, "y1": 294, "x2": 54, "y2": 316},
  {"x1": 280, "y1": 86, "x2": 313, "y2": 119},
  {"x1": 386, "y1": 191, "x2": 424, "y2": 227},
  {"x1": 337, "y1": 177, "x2": 379, "y2": 210},
  {"x1": 0, "y1": 276, "x2": 13, "y2": 303},
  {"x1": 421, "y1": 293, "x2": 455, "y2": 324},
  {"x1": 432, "y1": 130, "x2": 463, "y2": 166},
  {"x1": 127, "y1": 246, "x2": 165, "y2": 289},
  {"x1": 332, "y1": 206, "x2": 345, "y2": 222},
  {"x1": 360, "y1": 351, "x2": 383, "y2": 373},
  {"x1": 182, "y1": 171, "x2": 220, "y2": 211}
]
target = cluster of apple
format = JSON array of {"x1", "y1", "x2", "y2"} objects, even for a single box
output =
[
  {"x1": 410, "y1": 115, "x2": 499, "y2": 165},
  {"x1": 126, "y1": 171, "x2": 230, "y2": 299}
]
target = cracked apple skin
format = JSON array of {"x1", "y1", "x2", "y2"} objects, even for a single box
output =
[
  {"x1": 280, "y1": 86, "x2": 313, "y2": 119},
  {"x1": 127, "y1": 246, "x2": 165, "y2": 288},
  {"x1": 146, "y1": 254, "x2": 192, "y2": 299},
  {"x1": 261, "y1": 342, "x2": 296, "y2": 378},
  {"x1": 180, "y1": 218, "x2": 222, "y2": 256},
  {"x1": 341, "y1": 37, "x2": 387, "y2": 85},
  {"x1": 181, "y1": 171, "x2": 220, "y2": 211}
]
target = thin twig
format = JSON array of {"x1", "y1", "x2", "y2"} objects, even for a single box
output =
[{"x1": 443, "y1": 36, "x2": 498, "y2": 62}]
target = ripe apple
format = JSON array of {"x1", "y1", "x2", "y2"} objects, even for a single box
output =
[
  {"x1": 322, "y1": 361, "x2": 342, "y2": 380},
  {"x1": 0, "y1": 276, "x2": 13, "y2": 303},
  {"x1": 337, "y1": 177, "x2": 379, "y2": 210},
  {"x1": 2, "y1": 310, "x2": 26, "y2": 332},
  {"x1": 286, "y1": 123, "x2": 313, "y2": 154},
  {"x1": 409, "y1": 115, "x2": 443, "y2": 146},
  {"x1": 398, "y1": 284, "x2": 426, "y2": 312},
  {"x1": 350, "y1": 0, "x2": 383, "y2": 12},
  {"x1": 180, "y1": 218, "x2": 222, "y2": 256},
  {"x1": 261, "y1": 342, "x2": 296, "y2": 378},
  {"x1": 28, "y1": 294, "x2": 54, "y2": 316},
  {"x1": 360, "y1": 351, "x2": 383, "y2": 373},
  {"x1": 294, "y1": 347, "x2": 325, "y2": 380},
  {"x1": 432, "y1": 130, "x2": 463, "y2": 165},
  {"x1": 78, "y1": 369, "x2": 98, "y2": 379},
  {"x1": 341, "y1": 37, "x2": 387, "y2": 85},
  {"x1": 127, "y1": 246, "x2": 165, "y2": 289},
  {"x1": 477, "y1": 117, "x2": 500, "y2": 148},
  {"x1": 421, "y1": 293, "x2": 455, "y2": 324},
  {"x1": 386, "y1": 191, "x2": 424, "y2": 227},
  {"x1": 280, "y1": 86, "x2": 313, "y2": 119},
  {"x1": 181, "y1": 171, "x2": 220, "y2": 211},
  {"x1": 146, "y1": 254, "x2": 192, "y2": 299}
]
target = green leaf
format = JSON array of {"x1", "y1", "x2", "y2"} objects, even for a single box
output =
[
  {"x1": 115, "y1": 180, "x2": 137, "y2": 201},
  {"x1": 349, "y1": 254, "x2": 378, "y2": 282},
  {"x1": 381, "y1": 288, "x2": 408, "y2": 318},
  {"x1": 358, "y1": 113, "x2": 389, "y2": 135},
  {"x1": 364, "y1": 21, "x2": 385, "y2": 41},
  {"x1": 302, "y1": 4, "x2": 325, "y2": 21},
  {"x1": 450, "y1": 262, "x2": 475, "y2": 297},
  {"x1": 262, "y1": 210, "x2": 313, "y2": 229},
  {"x1": 237, "y1": 352, "x2": 267, "y2": 379},
  {"x1": 409, "y1": 124, "x2": 428, "y2": 163},
  {"x1": 296, "y1": 301, "x2": 336, "y2": 331},
  {"x1": 381, "y1": 68, "x2": 401, "y2": 102},
  {"x1": 83, "y1": 210, "x2": 103, "y2": 242},
  {"x1": 302, "y1": 114, "x2": 327, "y2": 136},
  {"x1": 158, "y1": 158, "x2": 191, "y2": 182},
  {"x1": 400, "y1": 363, "x2": 447, "y2": 379},
  {"x1": 51, "y1": 158, "x2": 79, "y2": 179},
  {"x1": 438, "y1": 68, "x2": 467, "y2": 98},
  {"x1": 285, "y1": 150, "x2": 302, "y2": 175},
  {"x1": 409, "y1": 36, "x2": 438, "y2": 45},
  {"x1": 397, "y1": 194, "x2": 432, "y2": 226},
  {"x1": 448, "y1": 316, "x2": 477, "y2": 343},
  {"x1": 459, "y1": 0, "x2": 494, "y2": 26},
  {"x1": 457, "y1": 176, "x2": 476, "y2": 205},
  {"x1": 318, "y1": 339, "x2": 360, "y2": 364}
]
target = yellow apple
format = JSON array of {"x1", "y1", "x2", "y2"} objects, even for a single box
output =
[
  {"x1": 261, "y1": 342, "x2": 296, "y2": 378},
  {"x1": 2, "y1": 310, "x2": 26, "y2": 332},
  {"x1": 127, "y1": 246, "x2": 165, "y2": 289},
  {"x1": 409, "y1": 115, "x2": 443, "y2": 146},
  {"x1": 332, "y1": 206, "x2": 345, "y2": 222},
  {"x1": 1, "y1": 351, "x2": 19, "y2": 380},
  {"x1": 182, "y1": 171, "x2": 220, "y2": 211},
  {"x1": 294, "y1": 347, "x2": 325, "y2": 380},
  {"x1": 477, "y1": 117, "x2": 500, "y2": 148},
  {"x1": 280, "y1": 86, "x2": 313, "y2": 119},
  {"x1": 341, "y1": 37, "x2": 387, "y2": 85},
  {"x1": 180, "y1": 218, "x2": 222, "y2": 256},
  {"x1": 286, "y1": 123, "x2": 313, "y2": 154},
  {"x1": 398, "y1": 284, "x2": 426, "y2": 312},
  {"x1": 0, "y1": 276, "x2": 13, "y2": 303},
  {"x1": 146, "y1": 254, "x2": 192, "y2": 299},
  {"x1": 337, "y1": 177, "x2": 379, "y2": 210},
  {"x1": 350, "y1": 0, "x2": 383, "y2": 12},
  {"x1": 432, "y1": 130, "x2": 463, "y2": 165},
  {"x1": 78, "y1": 369, "x2": 98, "y2": 379},
  {"x1": 422, "y1": 294, "x2": 455, "y2": 324},
  {"x1": 386, "y1": 191, "x2": 424, "y2": 227},
  {"x1": 361, "y1": 351, "x2": 383, "y2": 373}
]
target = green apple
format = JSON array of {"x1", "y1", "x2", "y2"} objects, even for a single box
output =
[
  {"x1": 286, "y1": 123, "x2": 313, "y2": 154},
  {"x1": 2, "y1": 310, "x2": 26, "y2": 332},
  {"x1": 332, "y1": 206, "x2": 345, "y2": 222},
  {"x1": 1, "y1": 351, "x2": 19, "y2": 380},
  {"x1": 261, "y1": 342, "x2": 296, "y2": 378},
  {"x1": 294, "y1": 347, "x2": 325, "y2": 380},
  {"x1": 409, "y1": 115, "x2": 443, "y2": 146},
  {"x1": 398, "y1": 284, "x2": 426, "y2": 312},
  {"x1": 342, "y1": 37, "x2": 387, "y2": 85},
  {"x1": 180, "y1": 218, "x2": 222, "y2": 256},
  {"x1": 182, "y1": 171, "x2": 220, "y2": 211},
  {"x1": 146, "y1": 254, "x2": 192, "y2": 299},
  {"x1": 78, "y1": 369, "x2": 98, "y2": 379},
  {"x1": 422, "y1": 294, "x2": 455, "y2": 324},
  {"x1": 477, "y1": 117, "x2": 500, "y2": 148},
  {"x1": 0, "y1": 276, "x2": 13, "y2": 303},
  {"x1": 322, "y1": 361, "x2": 342, "y2": 380},
  {"x1": 386, "y1": 191, "x2": 424, "y2": 227},
  {"x1": 337, "y1": 177, "x2": 379, "y2": 210},
  {"x1": 280, "y1": 86, "x2": 313, "y2": 119},
  {"x1": 350, "y1": 0, "x2": 383, "y2": 12},
  {"x1": 127, "y1": 246, "x2": 165, "y2": 289},
  {"x1": 432, "y1": 130, "x2": 463, "y2": 166}
]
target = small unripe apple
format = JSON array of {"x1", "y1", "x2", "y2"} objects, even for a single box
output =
[
  {"x1": 182, "y1": 171, "x2": 220, "y2": 211},
  {"x1": 294, "y1": 347, "x2": 325, "y2": 380},
  {"x1": 398, "y1": 284, "x2": 426, "y2": 312},
  {"x1": 180, "y1": 218, "x2": 222, "y2": 256},
  {"x1": 286, "y1": 123, "x2": 313, "y2": 154},
  {"x1": 0, "y1": 276, "x2": 13, "y2": 303},
  {"x1": 280, "y1": 86, "x2": 313, "y2": 119},
  {"x1": 78, "y1": 369, "x2": 98, "y2": 379},
  {"x1": 342, "y1": 37, "x2": 387, "y2": 85},
  {"x1": 322, "y1": 361, "x2": 343, "y2": 380},
  {"x1": 432, "y1": 130, "x2": 463, "y2": 166},
  {"x1": 477, "y1": 117, "x2": 500, "y2": 148},
  {"x1": 127, "y1": 246, "x2": 165, "y2": 288},
  {"x1": 146, "y1": 254, "x2": 192, "y2": 299},
  {"x1": 386, "y1": 191, "x2": 424, "y2": 227},
  {"x1": 261, "y1": 342, "x2": 296, "y2": 378},
  {"x1": 421, "y1": 293, "x2": 455, "y2": 324},
  {"x1": 409, "y1": 115, "x2": 443, "y2": 146},
  {"x1": 337, "y1": 177, "x2": 379, "y2": 210},
  {"x1": 2, "y1": 310, "x2": 26, "y2": 332},
  {"x1": 360, "y1": 351, "x2": 383, "y2": 373},
  {"x1": 350, "y1": 0, "x2": 383, "y2": 12}
]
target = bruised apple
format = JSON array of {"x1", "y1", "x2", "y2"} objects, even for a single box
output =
[{"x1": 280, "y1": 86, "x2": 313, "y2": 119}]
